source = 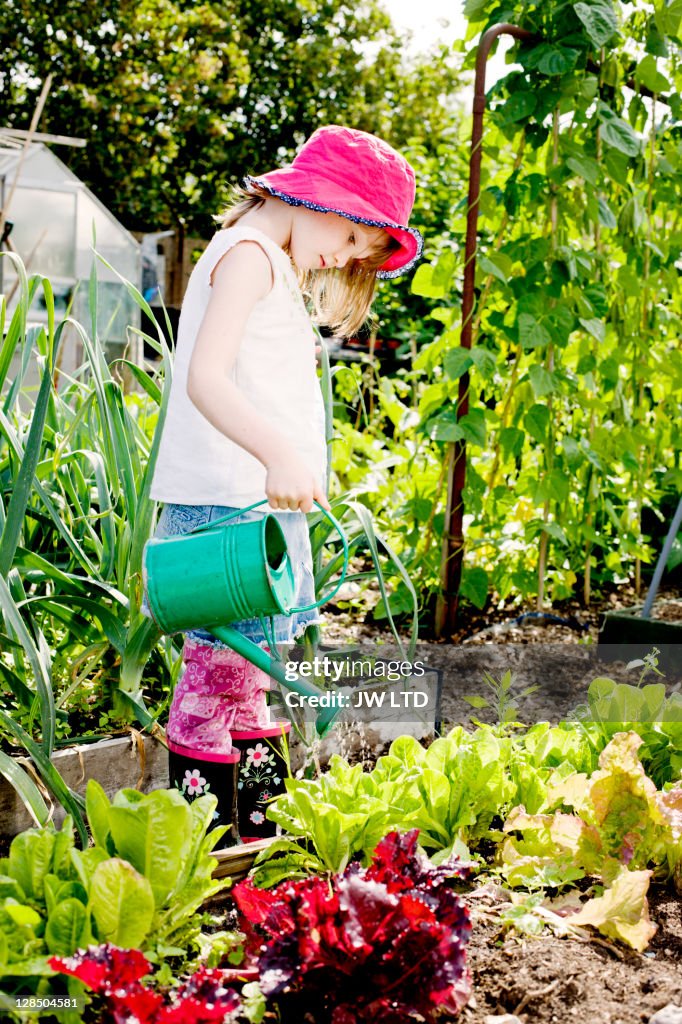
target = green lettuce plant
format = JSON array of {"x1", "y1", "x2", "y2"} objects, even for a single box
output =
[
  {"x1": 0, "y1": 783, "x2": 231, "y2": 996},
  {"x1": 575, "y1": 674, "x2": 682, "y2": 786},
  {"x1": 82, "y1": 780, "x2": 230, "y2": 956},
  {"x1": 253, "y1": 719, "x2": 596, "y2": 884},
  {"x1": 500, "y1": 732, "x2": 682, "y2": 950},
  {"x1": 252, "y1": 752, "x2": 422, "y2": 886}
]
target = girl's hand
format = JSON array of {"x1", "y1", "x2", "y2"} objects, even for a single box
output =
[{"x1": 265, "y1": 452, "x2": 330, "y2": 514}]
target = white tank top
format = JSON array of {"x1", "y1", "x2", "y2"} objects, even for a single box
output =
[{"x1": 151, "y1": 225, "x2": 327, "y2": 506}]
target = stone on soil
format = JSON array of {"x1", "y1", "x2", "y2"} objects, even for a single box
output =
[{"x1": 649, "y1": 1006, "x2": 682, "y2": 1024}]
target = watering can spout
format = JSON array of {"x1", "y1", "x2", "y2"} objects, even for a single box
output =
[{"x1": 211, "y1": 626, "x2": 338, "y2": 735}]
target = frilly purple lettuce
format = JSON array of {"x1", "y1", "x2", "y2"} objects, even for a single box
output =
[{"x1": 233, "y1": 829, "x2": 472, "y2": 1022}]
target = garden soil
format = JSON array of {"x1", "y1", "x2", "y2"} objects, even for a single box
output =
[
  {"x1": 456, "y1": 886, "x2": 682, "y2": 1024},
  {"x1": 322, "y1": 583, "x2": 682, "y2": 648},
  {"x1": 321, "y1": 585, "x2": 682, "y2": 728}
]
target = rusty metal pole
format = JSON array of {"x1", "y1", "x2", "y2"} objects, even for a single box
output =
[{"x1": 435, "y1": 24, "x2": 534, "y2": 639}]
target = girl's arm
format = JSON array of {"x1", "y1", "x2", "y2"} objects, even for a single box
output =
[{"x1": 186, "y1": 241, "x2": 329, "y2": 513}]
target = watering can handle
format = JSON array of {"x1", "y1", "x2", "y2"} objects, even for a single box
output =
[{"x1": 190, "y1": 499, "x2": 349, "y2": 614}]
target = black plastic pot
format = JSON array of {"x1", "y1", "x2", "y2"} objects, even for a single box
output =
[{"x1": 598, "y1": 609, "x2": 682, "y2": 675}]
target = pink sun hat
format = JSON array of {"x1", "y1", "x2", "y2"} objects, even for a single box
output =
[{"x1": 243, "y1": 124, "x2": 423, "y2": 278}]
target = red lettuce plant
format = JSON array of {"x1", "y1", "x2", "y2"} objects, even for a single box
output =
[
  {"x1": 233, "y1": 829, "x2": 472, "y2": 1023},
  {"x1": 49, "y1": 944, "x2": 242, "y2": 1023}
]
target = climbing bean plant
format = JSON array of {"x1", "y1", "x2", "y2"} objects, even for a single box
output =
[{"x1": 351, "y1": 0, "x2": 682, "y2": 617}]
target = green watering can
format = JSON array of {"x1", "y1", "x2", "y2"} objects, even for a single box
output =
[{"x1": 143, "y1": 501, "x2": 348, "y2": 734}]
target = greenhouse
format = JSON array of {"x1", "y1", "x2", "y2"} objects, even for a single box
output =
[{"x1": 0, "y1": 138, "x2": 141, "y2": 377}]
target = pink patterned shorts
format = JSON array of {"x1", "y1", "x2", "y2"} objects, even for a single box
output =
[{"x1": 167, "y1": 640, "x2": 272, "y2": 755}]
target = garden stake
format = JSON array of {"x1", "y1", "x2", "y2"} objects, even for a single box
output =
[
  {"x1": 436, "y1": 22, "x2": 535, "y2": 638},
  {"x1": 641, "y1": 494, "x2": 682, "y2": 619},
  {"x1": 143, "y1": 501, "x2": 348, "y2": 737}
]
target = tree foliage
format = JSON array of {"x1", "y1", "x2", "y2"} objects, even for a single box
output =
[{"x1": 0, "y1": 0, "x2": 461, "y2": 234}]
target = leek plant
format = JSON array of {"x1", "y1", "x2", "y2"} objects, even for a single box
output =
[
  {"x1": 309, "y1": 341, "x2": 418, "y2": 663},
  {"x1": 0, "y1": 254, "x2": 174, "y2": 841}
]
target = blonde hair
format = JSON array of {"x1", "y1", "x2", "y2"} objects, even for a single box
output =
[{"x1": 216, "y1": 186, "x2": 399, "y2": 337}]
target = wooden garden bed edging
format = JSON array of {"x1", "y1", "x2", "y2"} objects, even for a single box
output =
[
  {"x1": 0, "y1": 732, "x2": 169, "y2": 839},
  {"x1": 212, "y1": 837, "x2": 275, "y2": 881}
]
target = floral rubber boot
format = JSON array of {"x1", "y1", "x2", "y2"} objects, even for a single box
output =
[
  {"x1": 167, "y1": 738, "x2": 241, "y2": 846},
  {"x1": 166, "y1": 639, "x2": 273, "y2": 846},
  {"x1": 231, "y1": 722, "x2": 292, "y2": 841}
]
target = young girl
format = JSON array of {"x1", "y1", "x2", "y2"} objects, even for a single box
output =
[{"x1": 148, "y1": 124, "x2": 423, "y2": 837}]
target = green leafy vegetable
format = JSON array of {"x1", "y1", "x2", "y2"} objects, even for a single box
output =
[{"x1": 0, "y1": 784, "x2": 230, "y2": 994}]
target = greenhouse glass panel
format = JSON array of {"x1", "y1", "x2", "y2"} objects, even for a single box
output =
[
  {"x1": 76, "y1": 192, "x2": 139, "y2": 282},
  {"x1": 9, "y1": 187, "x2": 76, "y2": 277},
  {"x1": 1, "y1": 142, "x2": 141, "y2": 371},
  {"x1": 21, "y1": 145, "x2": 73, "y2": 186}
]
